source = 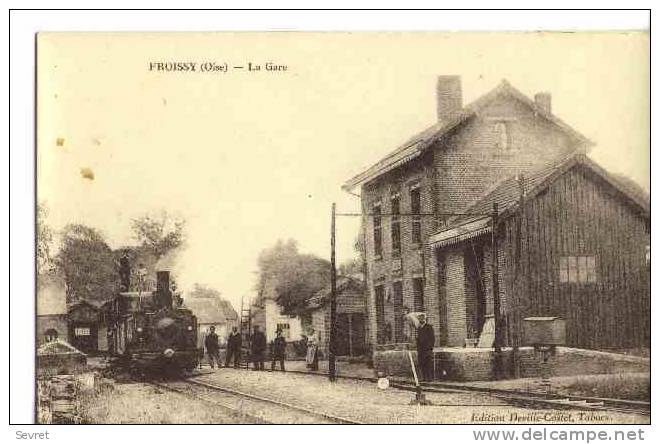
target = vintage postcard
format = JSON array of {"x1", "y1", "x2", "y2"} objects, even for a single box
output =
[{"x1": 35, "y1": 31, "x2": 649, "y2": 425}]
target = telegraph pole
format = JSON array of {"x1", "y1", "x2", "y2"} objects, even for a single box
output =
[{"x1": 329, "y1": 203, "x2": 338, "y2": 382}]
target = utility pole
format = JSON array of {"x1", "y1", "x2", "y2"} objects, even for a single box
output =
[
  {"x1": 329, "y1": 202, "x2": 337, "y2": 382},
  {"x1": 491, "y1": 202, "x2": 503, "y2": 378}
]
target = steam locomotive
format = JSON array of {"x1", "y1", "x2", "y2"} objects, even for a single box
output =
[{"x1": 107, "y1": 270, "x2": 201, "y2": 375}]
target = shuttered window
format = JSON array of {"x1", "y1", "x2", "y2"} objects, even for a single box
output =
[
  {"x1": 559, "y1": 256, "x2": 597, "y2": 284},
  {"x1": 393, "y1": 281, "x2": 404, "y2": 342},
  {"x1": 373, "y1": 204, "x2": 382, "y2": 258},
  {"x1": 410, "y1": 186, "x2": 422, "y2": 244},
  {"x1": 374, "y1": 285, "x2": 385, "y2": 344},
  {"x1": 413, "y1": 277, "x2": 425, "y2": 311},
  {"x1": 391, "y1": 194, "x2": 401, "y2": 257}
]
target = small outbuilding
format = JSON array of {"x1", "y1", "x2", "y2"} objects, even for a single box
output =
[
  {"x1": 307, "y1": 275, "x2": 368, "y2": 357},
  {"x1": 67, "y1": 300, "x2": 108, "y2": 355}
]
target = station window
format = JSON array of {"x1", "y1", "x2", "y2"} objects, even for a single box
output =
[
  {"x1": 410, "y1": 187, "x2": 422, "y2": 244},
  {"x1": 494, "y1": 121, "x2": 510, "y2": 151},
  {"x1": 276, "y1": 323, "x2": 291, "y2": 338},
  {"x1": 374, "y1": 285, "x2": 385, "y2": 344},
  {"x1": 391, "y1": 194, "x2": 401, "y2": 257},
  {"x1": 559, "y1": 256, "x2": 597, "y2": 284},
  {"x1": 413, "y1": 277, "x2": 425, "y2": 312},
  {"x1": 392, "y1": 281, "x2": 404, "y2": 341},
  {"x1": 373, "y1": 204, "x2": 382, "y2": 258}
]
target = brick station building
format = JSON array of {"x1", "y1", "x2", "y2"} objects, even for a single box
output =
[{"x1": 343, "y1": 77, "x2": 650, "y2": 363}]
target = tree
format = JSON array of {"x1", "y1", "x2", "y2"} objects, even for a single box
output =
[
  {"x1": 55, "y1": 224, "x2": 117, "y2": 303},
  {"x1": 130, "y1": 211, "x2": 185, "y2": 260},
  {"x1": 338, "y1": 234, "x2": 366, "y2": 277},
  {"x1": 188, "y1": 283, "x2": 222, "y2": 299},
  {"x1": 37, "y1": 202, "x2": 53, "y2": 275},
  {"x1": 338, "y1": 257, "x2": 362, "y2": 277},
  {"x1": 256, "y1": 239, "x2": 330, "y2": 316}
]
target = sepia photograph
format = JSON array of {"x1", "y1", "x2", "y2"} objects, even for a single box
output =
[{"x1": 32, "y1": 29, "x2": 649, "y2": 426}]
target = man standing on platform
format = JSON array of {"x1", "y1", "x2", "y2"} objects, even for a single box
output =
[
  {"x1": 251, "y1": 325, "x2": 266, "y2": 371},
  {"x1": 205, "y1": 326, "x2": 220, "y2": 370},
  {"x1": 416, "y1": 314, "x2": 435, "y2": 381},
  {"x1": 225, "y1": 326, "x2": 242, "y2": 368},
  {"x1": 271, "y1": 328, "x2": 287, "y2": 372}
]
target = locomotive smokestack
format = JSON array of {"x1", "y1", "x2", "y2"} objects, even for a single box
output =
[{"x1": 156, "y1": 270, "x2": 173, "y2": 309}]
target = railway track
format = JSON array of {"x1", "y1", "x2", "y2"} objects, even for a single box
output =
[
  {"x1": 148, "y1": 380, "x2": 268, "y2": 423},
  {"x1": 150, "y1": 377, "x2": 363, "y2": 424},
  {"x1": 281, "y1": 369, "x2": 650, "y2": 417},
  {"x1": 141, "y1": 366, "x2": 647, "y2": 422},
  {"x1": 416, "y1": 382, "x2": 650, "y2": 416}
]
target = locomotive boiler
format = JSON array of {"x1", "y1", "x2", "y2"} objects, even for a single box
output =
[{"x1": 108, "y1": 270, "x2": 201, "y2": 375}]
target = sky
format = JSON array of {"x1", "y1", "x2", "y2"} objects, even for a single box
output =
[{"x1": 37, "y1": 32, "x2": 650, "y2": 312}]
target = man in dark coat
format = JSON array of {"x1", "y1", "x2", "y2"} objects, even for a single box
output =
[
  {"x1": 225, "y1": 326, "x2": 242, "y2": 368},
  {"x1": 251, "y1": 325, "x2": 267, "y2": 371},
  {"x1": 416, "y1": 314, "x2": 435, "y2": 381},
  {"x1": 205, "y1": 326, "x2": 220, "y2": 369},
  {"x1": 271, "y1": 329, "x2": 287, "y2": 371}
]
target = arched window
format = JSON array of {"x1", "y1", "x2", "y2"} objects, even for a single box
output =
[{"x1": 44, "y1": 328, "x2": 58, "y2": 342}]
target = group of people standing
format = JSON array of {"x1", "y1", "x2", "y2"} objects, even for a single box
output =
[
  {"x1": 203, "y1": 316, "x2": 434, "y2": 382},
  {"x1": 203, "y1": 325, "x2": 288, "y2": 371}
]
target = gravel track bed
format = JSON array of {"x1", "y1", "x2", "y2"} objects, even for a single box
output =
[
  {"x1": 160, "y1": 380, "x2": 340, "y2": 424},
  {"x1": 193, "y1": 369, "x2": 649, "y2": 424}
]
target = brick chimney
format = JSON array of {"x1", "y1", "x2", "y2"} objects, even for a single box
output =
[
  {"x1": 436, "y1": 75, "x2": 462, "y2": 121},
  {"x1": 534, "y1": 92, "x2": 552, "y2": 114}
]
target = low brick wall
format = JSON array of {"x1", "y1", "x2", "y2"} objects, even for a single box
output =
[
  {"x1": 373, "y1": 347, "x2": 650, "y2": 381},
  {"x1": 373, "y1": 348, "x2": 417, "y2": 378},
  {"x1": 435, "y1": 348, "x2": 498, "y2": 381},
  {"x1": 37, "y1": 353, "x2": 88, "y2": 377},
  {"x1": 517, "y1": 347, "x2": 650, "y2": 379}
]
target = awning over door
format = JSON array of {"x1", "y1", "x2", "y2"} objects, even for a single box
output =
[{"x1": 428, "y1": 217, "x2": 492, "y2": 248}]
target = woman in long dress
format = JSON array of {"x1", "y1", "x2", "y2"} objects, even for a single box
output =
[{"x1": 306, "y1": 328, "x2": 319, "y2": 371}]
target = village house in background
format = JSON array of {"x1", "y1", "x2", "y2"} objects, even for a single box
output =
[
  {"x1": 184, "y1": 296, "x2": 239, "y2": 348},
  {"x1": 307, "y1": 275, "x2": 368, "y2": 358},
  {"x1": 37, "y1": 273, "x2": 111, "y2": 355},
  {"x1": 251, "y1": 278, "x2": 303, "y2": 345},
  {"x1": 343, "y1": 76, "x2": 650, "y2": 379},
  {"x1": 36, "y1": 275, "x2": 69, "y2": 346}
]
